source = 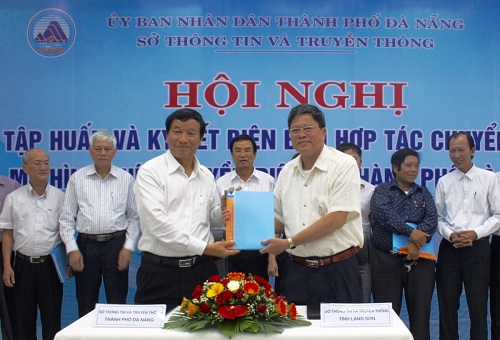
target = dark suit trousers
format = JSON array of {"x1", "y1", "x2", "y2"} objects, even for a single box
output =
[
  {"x1": 437, "y1": 237, "x2": 490, "y2": 340},
  {"x1": 14, "y1": 256, "x2": 63, "y2": 340},
  {"x1": 75, "y1": 234, "x2": 129, "y2": 317},
  {"x1": 490, "y1": 235, "x2": 500, "y2": 340},
  {"x1": 371, "y1": 246, "x2": 435, "y2": 340}
]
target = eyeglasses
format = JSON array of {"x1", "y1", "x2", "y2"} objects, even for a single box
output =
[
  {"x1": 289, "y1": 126, "x2": 319, "y2": 136},
  {"x1": 403, "y1": 259, "x2": 418, "y2": 272}
]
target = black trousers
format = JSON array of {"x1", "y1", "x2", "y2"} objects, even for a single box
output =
[
  {"x1": 491, "y1": 235, "x2": 500, "y2": 340},
  {"x1": 0, "y1": 245, "x2": 16, "y2": 340},
  {"x1": 437, "y1": 237, "x2": 490, "y2": 340},
  {"x1": 134, "y1": 253, "x2": 218, "y2": 313},
  {"x1": 75, "y1": 234, "x2": 129, "y2": 317},
  {"x1": 371, "y1": 246, "x2": 435, "y2": 340},
  {"x1": 14, "y1": 256, "x2": 63, "y2": 340},
  {"x1": 280, "y1": 253, "x2": 362, "y2": 305},
  {"x1": 228, "y1": 250, "x2": 269, "y2": 280}
]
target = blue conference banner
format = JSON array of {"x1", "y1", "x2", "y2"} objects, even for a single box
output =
[
  {"x1": 1, "y1": 1, "x2": 499, "y2": 193},
  {"x1": 0, "y1": 0, "x2": 499, "y2": 331}
]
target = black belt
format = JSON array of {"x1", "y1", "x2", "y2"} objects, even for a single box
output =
[
  {"x1": 142, "y1": 252, "x2": 209, "y2": 268},
  {"x1": 78, "y1": 230, "x2": 126, "y2": 242},
  {"x1": 16, "y1": 252, "x2": 51, "y2": 264}
]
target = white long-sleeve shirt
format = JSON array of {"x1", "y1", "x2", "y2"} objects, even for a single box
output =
[
  {"x1": 134, "y1": 151, "x2": 223, "y2": 257},
  {"x1": 59, "y1": 164, "x2": 140, "y2": 253},
  {"x1": 435, "y1": 165, "x2": 500, "y2": 241}
]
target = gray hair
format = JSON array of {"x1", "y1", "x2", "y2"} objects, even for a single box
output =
[
  {"x1": 22, "y1": 148, "x2": 49, "y2": 164},
  {"x1": 90, "y1": 130, "x2": 117, "y2": 148}
]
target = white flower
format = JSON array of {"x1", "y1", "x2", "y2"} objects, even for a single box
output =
[{"x1": 227, "y1": 280, "x2": 240, "y2": 292}]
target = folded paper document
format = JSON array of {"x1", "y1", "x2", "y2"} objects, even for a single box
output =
[{"x1": 226, "y1": 191, "x2": 274, "y2": 250}]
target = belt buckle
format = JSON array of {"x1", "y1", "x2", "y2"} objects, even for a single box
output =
[
  {"x1": 96, "y1": 234, "x2": 109, "y2": 242},
  {"x1": 305, "y1": 259, "x2": 319, "y2": 268},
  {"x1": 179, "y1": 259, "x2": 192, "y2": 268},
  {"x1": 30, "y1": 256, "x2": 41, "y2": 264}
]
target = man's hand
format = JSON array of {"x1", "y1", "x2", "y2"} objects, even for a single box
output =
[
  {"x1": 267, "y1": 254, "x2": 279, "y2": 277},
  {"x1": 400, "y1": 241, "x2": 420, "y2": 260},
  {"x1": 260, "y1": 238, "x2": 288, "y2": 256},
  {"x1": 117, "y1": 248, "x2": 132, "y2": 271},
  {"x1": 204, "y1": 241, "x2": 240, "y2": 258},
  {"x1": 3, "y1": 266, "x2": 15, "y2": 287},
  {"x1": 69, "y1": 250, "x2": 84, "y2": 272},
  {"x1": 409, "y1": 229, "x2": 429, "y2": 249},
  {"x1": 450, "y1": 230, "x2": 477, "y2": 248}
]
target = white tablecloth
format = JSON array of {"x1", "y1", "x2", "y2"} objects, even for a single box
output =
[{"x1": 55, "y1": 306, "x2": 413, "y2": 340}]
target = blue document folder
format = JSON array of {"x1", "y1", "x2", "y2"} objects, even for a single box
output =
[
  {"x1": 51, "y1": 243, "x2": 69, "y2": 283},
  {"x1": 392, "y1": 222, "x2": 435, "y2": 260},
  {"x1": 233, "y1": 191, "x2": 274, "y2": 250}
]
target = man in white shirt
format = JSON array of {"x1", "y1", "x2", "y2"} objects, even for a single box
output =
[
  {"x1": 0, "y1": 148, "x2": 65, "y2": 340},
  {"x1": 59, "y1": 131, "x2": 140, "y2": 317},
  {"x1": 0, "y1": 174, "x2": 20, "y2": 340},
  {"x1": 216, "y1": 134, "x2": 276, "y2": 279},
  {"x1": 134, "y1": 108, "x2": 239, "y2": 312},
  {"x1": 435, "y1": 132, "x2": 500, "y2": 340},
  {"x1": 490, "y1": 171, "x2": 500, "y2": 339},
  {"x1": 260, "y1": 104, "x2": 363, "y2": 305},
  {"x1": 337, "y1": 142, "x2": 375, "y2": 303}
]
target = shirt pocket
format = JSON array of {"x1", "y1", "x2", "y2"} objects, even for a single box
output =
[
  {"x1": 111, "y1": 191, "x2": 127, "y2": 212},
  {"x1": 195, "y1": 195, "x2": 212, "y2": 223}
]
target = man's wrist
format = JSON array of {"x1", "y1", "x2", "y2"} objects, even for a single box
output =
[{"x1": 287, "y1": 237, "x2": 296, "y2": 249}]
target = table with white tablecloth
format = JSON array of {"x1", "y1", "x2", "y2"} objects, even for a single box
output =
[{"x1": 55, "y1": 305, "x2": 413, "y2": 340}]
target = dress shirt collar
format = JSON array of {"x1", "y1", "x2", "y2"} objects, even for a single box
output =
[
  {"x1": 164, "y1": 150, "x2": 200, "y2": 177},
  {"x1": 454, "y1": 164, "x2": 477, "y2": 181},
  {"x1": 85, "y1": 163, "x2": 119, "y2": 180},
  {"x1": 229, "y1": 167, "x2": 258, "y2": 182},
  {"x1": 292, "y1": 145, "x2": 329, "y2": 173},
  {"x1": 388, "y1": 179, "x2": 420, "y2": 195},
  {"x1": 0, "y1": 176, "x2": 7, "y2": 186},
  {"x1": 26, "y1": 181, "x2": 48, "y2": 198}
]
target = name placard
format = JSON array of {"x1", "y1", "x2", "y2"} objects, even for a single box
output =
[
  {"x1": 94, "y1": 304, "x2": 166, "y2": 328},
  {"x1": 320, "y1": 303, "x2": 393, "y2": 327}
]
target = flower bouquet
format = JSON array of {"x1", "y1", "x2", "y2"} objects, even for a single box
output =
[{"x1": 164, "y1": 272, "x2": 311, "y2": 339}]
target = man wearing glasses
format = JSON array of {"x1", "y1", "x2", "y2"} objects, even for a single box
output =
[
  {"x1": 260, "y1": 104, "x2": 364, "y2": 305},
  {"x1": 60, "y1": 130, "x2": 140, "y2": 317},
  {"x1": 216, "y1": 134, "x2": 276, "y2": 279}
]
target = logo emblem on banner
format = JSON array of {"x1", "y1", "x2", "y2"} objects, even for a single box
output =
[{"x1": 27, "y1": 8, "x2": 76, "y2": 58}]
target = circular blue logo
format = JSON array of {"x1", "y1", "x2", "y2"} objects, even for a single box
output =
[{"x1": 27, "y1": 8, "x2": 76, "y2": 58}]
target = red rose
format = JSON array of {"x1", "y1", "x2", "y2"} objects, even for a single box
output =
[
  {"x1": 191, "y1": 285, "x2": 203, "y2": 299},
  {"x1": 257, "y1": 305, "x2": 267, "y2": 313},
  {"x1": 218, "y1": 305, "x2": 248, "y2": 319},
  {"x1": 221, "y1": 278, "x2": 230, "y2": 286},
  {"x1": 216, "y1": 291, "x2": 233, "y2": 305},
  {"x1": 208, "y1": 274, "x2": 220, "y2": 282},
  {"x1": 235, "y1": 290, "x2": 244, "y2": 298},
  {"x1": 199, "y1": 302, "x2": 211, "y2": 314}
]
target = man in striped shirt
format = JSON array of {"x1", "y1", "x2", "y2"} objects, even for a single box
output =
[{"x1": 59, "y1": 131, "x2": 140, "y2": 317}]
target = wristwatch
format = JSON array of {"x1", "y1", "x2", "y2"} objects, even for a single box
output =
[{"x1": 287, "y1": 237, "x2": 297, "y2": 249}]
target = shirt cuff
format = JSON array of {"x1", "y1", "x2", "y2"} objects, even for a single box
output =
[{"x1": 64, "y1": 239, "x2": 79, "y2": 254}]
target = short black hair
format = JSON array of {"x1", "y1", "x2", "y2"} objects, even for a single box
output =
[
  {"x1": 229, "y1": 134, "x2": 257, "y2": 154},
  {"x1": 447, "y1": 131, "x2": 475, "y2": 149},
  {"x1": 287, "y1": 104, "x2": 326, "y2": 129},
  {"x1": 165, "y1": 108, "x2": 206, "y2": 138},
  {"x1": 391, "y1": 148, "x2": 420, "y2": 177},
  {"x1": 336, "y1": 142, "x2": 362, "y2": 158}
]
